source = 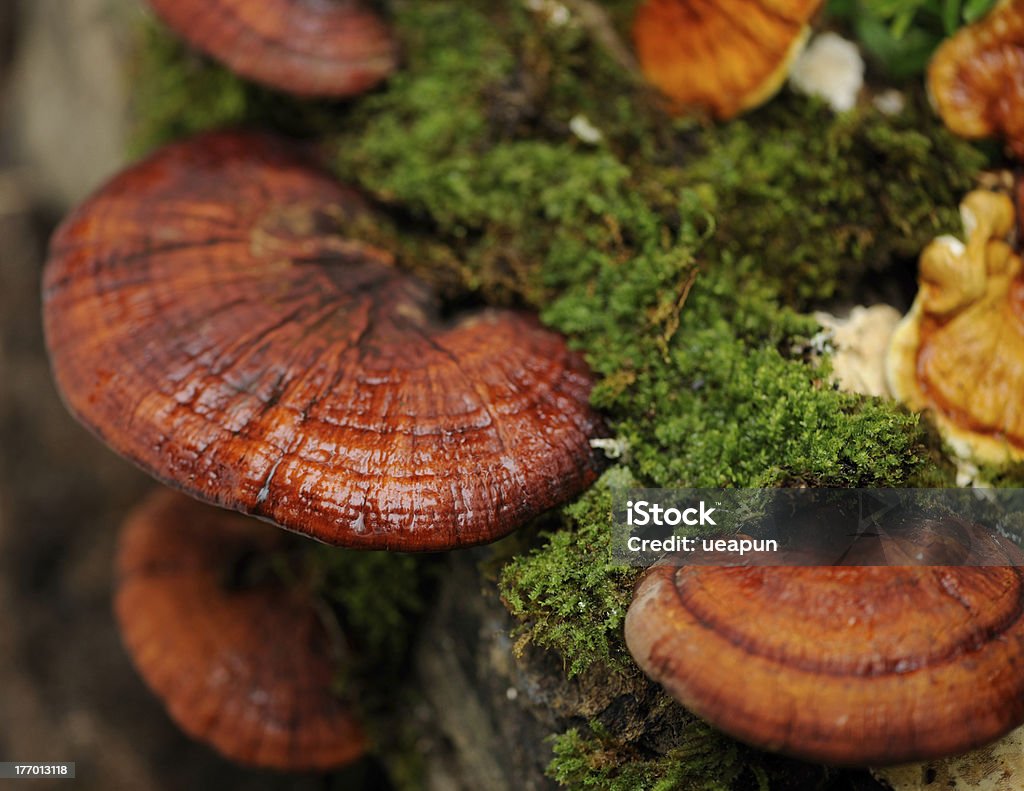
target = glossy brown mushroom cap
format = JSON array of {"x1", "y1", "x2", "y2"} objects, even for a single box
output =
[
  {"x1": 43, "y1": 131, "x2": 605, "y2": 549},
  {"x1": 625, "y1": 548, "x2": 1024, "y2": 766},
  {"x1": 632, "y1": 0, "x2": 822, "y2": 119},
  {"x1": 115, "y1": 489, "x2": 366, "y2": 770},
  {"x1": 148, "y1": 0, "x2": 398, "y2": 98},
  {"x1": 928, "y1": 0, "x2": 1024, "y2": 157}
]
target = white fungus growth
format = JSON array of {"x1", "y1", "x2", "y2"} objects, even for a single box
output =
[
  {"x1": 789, "y1": 32, "x2": 865, "y2": 113},
  {"x1": 524, "y1": 0, "x2": 570, "y2": 27},
  {"x1": 569, "y1": 114, "x2": 603, "y2": 144},
  {"x1": 590, "y1": 437, "x2": 628, "y2": 459},
  {"x1": 873, "y1": 89, "x2": 906, "y2": 116}
]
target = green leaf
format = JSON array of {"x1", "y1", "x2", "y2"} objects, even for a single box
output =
[{"x1": 942, "y1": 0, "x2": 962, "y2": 33}]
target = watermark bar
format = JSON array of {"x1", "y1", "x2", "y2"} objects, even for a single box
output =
[
  {"x1": 0, "y1": 763, "x2": 75, "y2": 779},
  {"x1": 612, "y1": 488, "x2": 1024, "y2": 567}
]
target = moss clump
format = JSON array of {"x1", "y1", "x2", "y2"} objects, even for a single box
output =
[
  {"x1": 500, "y1": 470, "x2": 638, "y2": 677},
  {"x1": 129, "y1": 22, "x2": 355, "y2": 156},
  {"x1": 548, "y1": 724, "x2": 752, "y2": 791},
  {"x1": 322, "y1": 7, "x2": 951, "y2": 495},
  {"x1": 676, "y1": 96, "x2": 986, "y2": 306},
  {"x1": 304, "y1": 545, "x2": 435, "y2": 789},
  {"x1": 308, "y1": 547, "x2": 429, "y2": 667}
]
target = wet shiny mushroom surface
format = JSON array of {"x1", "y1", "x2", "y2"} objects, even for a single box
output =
[{"x1": 43, "y1": 130, "x2": 605, "y2": 550}]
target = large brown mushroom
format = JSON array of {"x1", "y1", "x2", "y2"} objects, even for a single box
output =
[
  {"x1": 147, "y1": 0, "x2": 398, "y2": 98},
  {"x1": 624, "y1": 520, "x2": 1024, "y2": 766},
  {"x1": 632, "y1": 0, "x2": 823, "y2": 119},
  {"x1": 43, "y1": 130, "x2": 605, "y2": 550},
  {"x1": 115, "y1": 488, "x2": 366, "y2": 770},
  {"x1": 928, "y1": 0, "x2": 1024, "y2": 158}
]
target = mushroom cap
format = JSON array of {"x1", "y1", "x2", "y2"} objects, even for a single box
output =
[
  {"x1": 928, "y1": 0, "x2": 1024, "y2": 158},
  {"x1": 624, "y1": 528, "x2": 1024, "y2": 766},
  {"x1": 115, "y1": 488, "x2": 366, "y2": 770},
  {"x1": 147, "y1": 0, "x2": 398, "y2": 98},
  {"x1": 43, "y1": 130, "x2": 605, "y2": 550},
  {"x1": 632, "y1": 0, "x2": 822, "y2": 120},
  {"x1": 887, "y1": 190, "x2": 1024, "y2": 464}
]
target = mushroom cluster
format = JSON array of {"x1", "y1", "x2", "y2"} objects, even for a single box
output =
[
  {"x1": 38, "y1": 0, "x2": 612, "y2": 771},
  {"x1": 42, "y1": 0, "x2": 1024, "y2": 782}
]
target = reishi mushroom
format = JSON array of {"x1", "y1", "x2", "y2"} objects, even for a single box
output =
[
  {"x1": 115, "y1": 488, "x2": 366, "y2": 770},
  {"x1": 624, "y1": 519, "x2": 1024, "y2": 766},
  {"x1": 632, "y1": 0, "x2": 823, "y2": 119},
  {"x1": 147, "y1": 0, "x2": 398, "y2": 98},
  {"x1": 887, "y1": 189, "x2": 1024, "y2": 463},
  {"x1": 928, "y1": 0, "x2": 1024, "y2": 158},
  {"x1": 42, "y1": 130, "x2": 605, "y2": 550}
]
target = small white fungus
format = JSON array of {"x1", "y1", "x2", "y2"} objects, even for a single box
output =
[
  {"x1": 789, "y1": 32, "x2": 865, "y2": 113},
  {"x1": 569, "y1": 114, "x2": 603, "y2": 145}
]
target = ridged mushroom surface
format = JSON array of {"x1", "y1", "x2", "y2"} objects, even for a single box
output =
[
  {"x1": 43, "y1": 130, "x2": 605, "y2": 549},
  {"x1": 928, "y1": 0, "x2": 1024, "y2": 157},
  {"x1": 625, "y1": 528, "x2": 1024, "y2": 766}
]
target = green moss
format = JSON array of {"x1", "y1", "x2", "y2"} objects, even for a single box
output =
[
  {"x1": 128, "y1": 21, "x2": 350, "y2": 156},
  {"x1": 826, "y1": 0, "x2": 1000, "y2": 78},
  {"x1": 677, "y1": 96, "x2": 986, "y2": 306},
  {"x1": 548, "y1": 723, "x2": 752, "y2": 791},
  {"x1": 308, "y1": 547, "x2": 428, "y2": 666},
  {"x1": 302, "y1": 546, "x2": 435, "y2": 789},
  {"x1": 321, "y1": 4, "x2": 961, "y2": 493},
  {"x1": 500, "y1": 470, "x2": 638, "y2": 677}
]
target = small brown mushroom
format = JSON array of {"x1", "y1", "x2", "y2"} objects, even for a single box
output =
[
  {"x1": 887, "y1": 189, "x2": 1024, "y2": 463},
  {"x1": 147, "y1": 0, "x2": 398, "y2": 98},
  {"x1": 624, "y1": 524, "x2": 1024, "y2": 766},
  {"x1": 632, "y1": 0, "x2": 823, "y2": 119},
  {"x1": 43, "y1": 130, "x2": 605, "y2": 550},
  {"x1": 115, "y1": 488, "x2": 366, "y2": 770},
  {"x1": 928, "y1": 0, "x2": 1024, "y2": 158}
]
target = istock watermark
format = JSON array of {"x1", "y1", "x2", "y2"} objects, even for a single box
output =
[
  {"x1": 612, "y1": 488, "x2": 1024, "y2": 567},
  {"x1": 625, "y1": 499, "x2": 718, "y2": 527}
]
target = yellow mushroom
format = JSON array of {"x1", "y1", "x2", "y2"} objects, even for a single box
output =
[
  {"x1": 928, "y1": 0, "x2": 1024, "y2": 158},
  {"x1": 887, "y1": 190, "x2": 1024, "y2": 463}
]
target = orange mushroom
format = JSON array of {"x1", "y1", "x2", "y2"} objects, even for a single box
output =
[
  {"x1": 632, "y1": 0, "x2": 823, "y2": 119},
  {"x1": 625, "y1": 518, "x2": 1024, "y2": 766},
  {"x1": 115, "y1": 488, "x2": 367, "y2": 770},
  {"x1": 887, "y1": 189, "x2": 1024, "y2": 463},
  {"x1": 928, "y1": 0, "x2": 1024, "y2": 157}
]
